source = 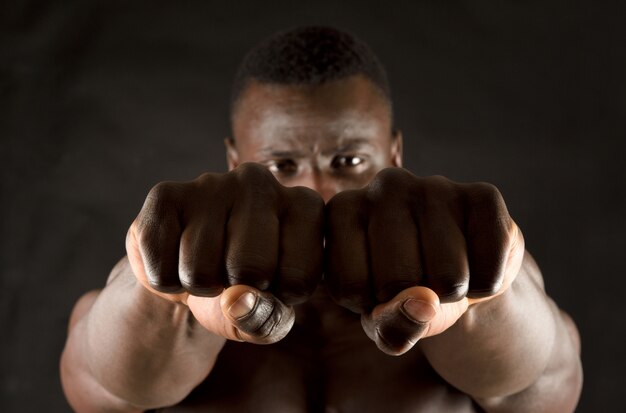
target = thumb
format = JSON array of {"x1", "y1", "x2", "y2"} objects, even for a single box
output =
[
  {"x1": 361, "y1": 286, "x2": 469, "y2": 356},
  {"x1": 187, "y1": 285, "x2": 295, "y2": 344}
]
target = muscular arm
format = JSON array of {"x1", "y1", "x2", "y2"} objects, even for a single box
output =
[
  {"x1": 325, "y1": 168, "x2": 582, "y2": 412},
  {"x1": 61, "y1": 165, "x2": 324, "y2": 412},
  {"x1": 60, "y1": 257, "x2": 225, "y2": 412},
  {"x1": 419, "y1": 252, "x2": 582, "y2": 412}
]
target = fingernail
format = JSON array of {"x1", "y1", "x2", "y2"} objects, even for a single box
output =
[
  {"x1": 402, "y1": 299, "x2": 437, "y2": 323},
  {"x1": 228, "y1": 292, "x2": 257, "y2": 319}
]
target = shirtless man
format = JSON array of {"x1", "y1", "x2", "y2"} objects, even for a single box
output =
[{"x1": 60, "y1": 26, "x2": 583, "y2": 412}]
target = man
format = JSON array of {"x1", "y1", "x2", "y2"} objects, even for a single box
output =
[{"x1": 60, "y1": 26, "x2": 582, "y2": 412}]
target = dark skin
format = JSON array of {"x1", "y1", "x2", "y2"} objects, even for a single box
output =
[{"x1": 60, "y1": 75, "x2": 582, "y2": 412}]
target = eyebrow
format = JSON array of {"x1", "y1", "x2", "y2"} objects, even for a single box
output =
[
  {"x1": 259, "y1": 138, "x2": 376, "y2": 158},
  {"x1": 322, "y1": 138, "x2": 376, "y2": 156},
  {"x1": 259, "y1": 148, "x2": 307, "y2": 158}
]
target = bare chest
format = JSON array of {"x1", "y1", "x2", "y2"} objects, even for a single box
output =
[{"x1": 158, "y1": 290, "x2": 481, "y2": 413}]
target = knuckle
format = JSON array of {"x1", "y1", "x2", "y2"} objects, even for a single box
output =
[
  {"x1": 413, "y1": 175, "x2": 460, "y2": 211},
  {"x1": 145, "y1": 181, "x2": 181, "y2": 209},
  {"x1": 193, "y1": 171, "x2": 220, "y2": 186},
  {"x1": 287, "y1": 184, "x2": 322, "y2": 202},
  {"x1": 133, "y1": 219, "x2": 178, "y2": 261},
  {"x1": 230, "y1": 163, "x2": 281, "y2": 206},
  {"x1": 191, "y1": 172, "x2": 227, "y2": 200},
  {"x1": 473, "y1": 181, "x2": 500, "y2": 197},
  {"x1": 133, "y1": 228, "x2": 164, "y2": 270},
  {"x1": 232, "y1": 162, "x2": 277, "y2": 186},
  {"x1": 367, "y1": 167, "x2": 413, "y2": 202},
  {"x1": 465, "y1": 182, "x2": 511, "y2": 233},
  {"x1": 423, "y1": 175, "x2": 456, "y2": 193},
  {"x1": 134, "y1": 222, "x2": 158, "y2": 247},
  {"x1": 284, "y1": 188, "x2": 325, "y2": 225},
  {"x1": 468, "y1": 182, "x2": 506, "y2": 212},
  {"x1": 326, "y1": 188, "x2": 363, "y2": 208},
  {"x1": 373, "y1": 167, "x2": 412, "y2": 186},
  {"x1": 428, "y1": 174, "x2": 452, "y2": 185},
  {"x1": 285, "y1": 186, "x2": 325, "y2": 216},
  {"x1": 421, "y1": 175, "x2": 456, "y2": 195},
  {"x1": 139, "y1": 182, "x2": 185, "y2": 231},
  {"x1": 325, "y1": 190, "x2": 366, "y2": 223}
]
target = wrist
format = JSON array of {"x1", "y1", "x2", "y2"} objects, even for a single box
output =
[{"x1": 108, "y1": 260, "x2": 192, "y2": 324}]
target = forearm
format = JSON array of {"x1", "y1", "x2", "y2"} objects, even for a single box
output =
[
  {"x1": 61, "y1": 258, "x2": 226, "y2": 411},
  {"x1": 419, "y1": 252, "x2": 582, "y2": 410}
]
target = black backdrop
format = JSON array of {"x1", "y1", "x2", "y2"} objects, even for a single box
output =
[{"x1": 2, "y1": 1, "x2": 625, "y2": 412}]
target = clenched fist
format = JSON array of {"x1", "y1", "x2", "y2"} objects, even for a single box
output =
[
  {"x1": 324, "y1": 168, "x2": 525, "y2": 355},
  {"x1": 126, "y1": 162, "x2": 325, "y2": 344},
  {"x1": 126, "y1": 164, "x2": 525, "y2": 355}
]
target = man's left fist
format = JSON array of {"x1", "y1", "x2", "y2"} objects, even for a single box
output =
[{"x1": 324, "y1": 168, "x2": 525, "y2": 355}]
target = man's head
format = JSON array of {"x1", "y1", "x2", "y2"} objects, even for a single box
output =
[{"x1": 227, "y1": 26, "x2": 402, "y2": 202}]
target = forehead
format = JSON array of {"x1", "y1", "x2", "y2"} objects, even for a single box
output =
[{"x1": 232, "y1": 75, "x2": 392, "y2": 153}]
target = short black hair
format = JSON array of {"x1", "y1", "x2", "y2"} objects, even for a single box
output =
[{"x1": 230, "y1": 25, "x2": 392, "y2": 118}]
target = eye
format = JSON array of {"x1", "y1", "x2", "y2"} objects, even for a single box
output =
[
  {"x1": 331, "y1": 155, "x2": 365, "y2": 169},
  {"x1": 267, "y1": 159, "x2": 298, "y2": 175}
]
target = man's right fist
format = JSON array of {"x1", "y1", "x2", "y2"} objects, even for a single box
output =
[{"x1": 126, "y1": 162, "x2": 325, "y2": 343}]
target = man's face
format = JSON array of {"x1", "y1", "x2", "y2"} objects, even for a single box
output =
[{"x1": 227, "y1": 75, "x2": 402, "y2": 202}]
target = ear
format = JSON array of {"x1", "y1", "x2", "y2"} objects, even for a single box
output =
[
  {"x1": 391, "y1": 129, "x2": 403, "y2": 168},
  {"x1": 224, "y1": 138, "x2": 239, "y2": 171}
]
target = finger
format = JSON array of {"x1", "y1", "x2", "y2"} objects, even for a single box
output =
[
  {"x1": 418, "y1": 210, "x2": 469, "y2": 303},
  {"x1": 225, "y1": 165, "x2": 280, "y2": 290},
  {"x1": 361, "y1": 286, "x2": 468, "y2": 356},
  {"x1": 478, "y1": 221, "x2": 525, "y2": 302},
  {"x1": 325, "y1": 190, "x2": 374, "y2": 313},
  {"x1": 187, "y1": 285, "x2": 295, "y2": 344},
  {"x1": 178, "y1": 203, "x2": 229, "y2": 297},
  {"x1": 464, "y1": 183, "x2": 513, "y2": 298},
  {"x1": 131, "y1": 182, "x2": 184, "y2": 294},
  {"x1": 272, "y1": 187, "x2": 325, "y2": 305},
  {"x1": 366, "y1": 201, "x2": 422, "y2": 303}
]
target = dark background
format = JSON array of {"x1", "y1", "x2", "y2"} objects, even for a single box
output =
[{"x1": 2, "y1": 1, "x2": 625, "y2": 412}]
